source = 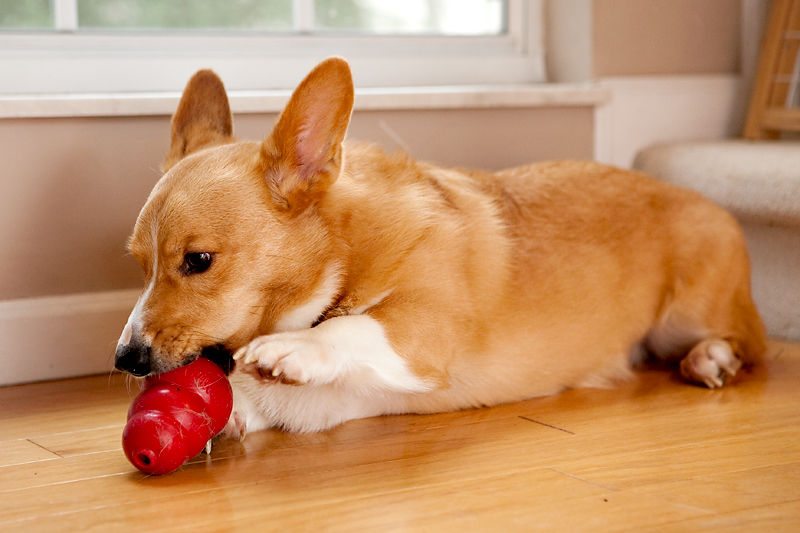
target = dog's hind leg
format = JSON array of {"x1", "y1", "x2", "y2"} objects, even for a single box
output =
[
  {"x1": 646, "y1": 211, "x2": 767, "y2": 388},
  {"x1": 646, "y1": 291, "x2": 765, "y2": 388}
]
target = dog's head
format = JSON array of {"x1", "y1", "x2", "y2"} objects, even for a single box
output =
[{"x1": 115, "y1": 57, "x2": 354, "y2": 376}]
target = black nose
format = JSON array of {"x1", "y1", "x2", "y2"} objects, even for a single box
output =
[{"x1": 115, "y1": 340, "x2": 152, "y2": 377}]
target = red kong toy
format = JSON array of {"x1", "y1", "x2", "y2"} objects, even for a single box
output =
[{"x1": 122, "y1": 357, "x2": 233, "y2": 475}]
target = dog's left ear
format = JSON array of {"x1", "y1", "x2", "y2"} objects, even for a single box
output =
[
  {"x1": 262, "y1": 57, "x2": 354, "y2": 213},
  {"x1": 162, "y1": 69, "x2": 234, "y2": 172}
]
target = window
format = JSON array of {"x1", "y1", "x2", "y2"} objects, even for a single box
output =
[
  {"x1": 2, "y1": 0, "x2": 505, "y2": 35},
  {"x1": 0, "y1": 0, "x2": 544, "y2": 95}
]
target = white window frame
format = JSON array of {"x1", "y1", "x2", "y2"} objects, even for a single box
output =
[{"x1": 0, "y1": 0, "x2": 544, "y2": 95}]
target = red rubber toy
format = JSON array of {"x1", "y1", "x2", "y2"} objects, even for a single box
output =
[{"x1": 122, "y1": 357, "x2": 233, "y2": 475}]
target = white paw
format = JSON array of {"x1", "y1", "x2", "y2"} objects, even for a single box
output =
[
  {"x1": 220, "y1": 410, "x2": 248, "y2": 442},
  {"x1": 233, "y1": 332, "x2": 336, "y2": 386},
  {"x1": 680, "y1": 339, "x2": 742, "y2": 388}
]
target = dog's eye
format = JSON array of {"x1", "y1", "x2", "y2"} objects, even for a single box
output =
[{"x1": 181, "y1": 252, "x2": 214, "y2": 276}]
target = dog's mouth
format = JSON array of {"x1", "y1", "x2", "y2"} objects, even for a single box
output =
[
  {"x1": 200, "y1": 344, "x2": 236, "y2": 376},
  {"x1": 115, "y1": 336, "x2": 236, "y2": 377}
]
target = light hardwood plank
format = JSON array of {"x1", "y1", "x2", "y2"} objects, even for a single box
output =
[
  {"x1": 0, "y1": 373, "x2": 133, "y2": 442},
  {"x1": 31, "y1": 426, "x2": 126, "y2": 458},
  {"x1": 0, "y1": 341, "x2": 798, "y2": 531},
  {"x1": 0, "y1": 439, "x2": 60, "y2": 468},
  {"x1": 639, "y1": 500, "x2": 800, "y2": 533}
]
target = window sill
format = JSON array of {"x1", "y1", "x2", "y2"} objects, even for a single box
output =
[{"x1": 0, "y1": 83, "x2": 608, "y2": 119}]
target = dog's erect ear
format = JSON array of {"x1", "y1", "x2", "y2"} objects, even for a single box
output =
[
  {"x1": 162, "y1": 70, "x2": 234, "y2": 172},
  {"x1": 262, "y1": 57, "x2": 354, "y2": 214}
]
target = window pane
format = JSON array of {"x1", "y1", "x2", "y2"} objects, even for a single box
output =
[
  {"x1": 315, "y1": 0, "x2": 506, "y2": 35},
  {"x1": 0, "y1": 0, "x2": 53, "y2": 29},
  {"x1": 77, "y1": 0, "x2": 292, "y2": 31}
]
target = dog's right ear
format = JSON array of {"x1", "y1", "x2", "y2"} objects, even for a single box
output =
[
  {"x1": 162, "y1": 70, "x2": 234, "y2": 173},
  {"x1": 261, "y1": 57, "x2": 354, "y2": 214}
]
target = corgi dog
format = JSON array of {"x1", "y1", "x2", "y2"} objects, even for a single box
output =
[{"x1": 115, "y1": 57, "x2": 766, "y2": 437}]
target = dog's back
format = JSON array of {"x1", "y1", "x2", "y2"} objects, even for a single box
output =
[{"x1": 316, "y1": 145, "x2": 765, "y2": 414}]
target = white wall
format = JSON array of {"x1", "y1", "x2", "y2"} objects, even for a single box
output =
[
  {"x1": 594, "y1": 75, "x2": 743, "y2": 168},
  {"x1": 0, "y1": 103, "x2": 596, "y2": 386}
]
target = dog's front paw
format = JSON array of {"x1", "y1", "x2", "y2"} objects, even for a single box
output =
[
  {"x1": 680, "y1": 339, "x2": 742, "y2": 388},
  {"x1": 233, "y1": 332, "x2": 334, "y2": 386}
]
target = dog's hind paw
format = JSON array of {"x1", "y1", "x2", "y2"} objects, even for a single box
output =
[{"x1": 680, "y1": 339, "x2": 742, "y2": 388}]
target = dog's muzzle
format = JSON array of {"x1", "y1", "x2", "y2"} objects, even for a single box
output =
[{"x1": 114, "y1": 339, "x2": 152, "y2": 377}]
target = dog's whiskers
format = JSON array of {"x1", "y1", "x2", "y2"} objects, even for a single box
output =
[
  {"x1": 166, "y1": 323, "x2": 226, "y2": 346},
  {"x1": 262, "y1": 253, "x2": 301, "y2": 263},
  {"x1": 120, "y1": 372, "x2": 141, "y2": 398},
  {"x1": 247, "y1": 305, "x2": 270, "y2": 317}
]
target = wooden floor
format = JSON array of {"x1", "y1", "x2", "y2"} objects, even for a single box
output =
[{"x1": 1, "y1": 341, "x2": 799, "y2": 532}]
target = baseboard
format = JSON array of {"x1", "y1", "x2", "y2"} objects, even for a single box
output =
[
  {"x1": 0, "y1": 289, "x2": 140, "y2": 386},
  {"x1": 594, "y1": 74, "x2": 744, "y2": 168}
]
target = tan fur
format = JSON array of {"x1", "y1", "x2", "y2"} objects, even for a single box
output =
[{"x1": 119, "y1": 57, "x2": 766, "y2": 427}]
